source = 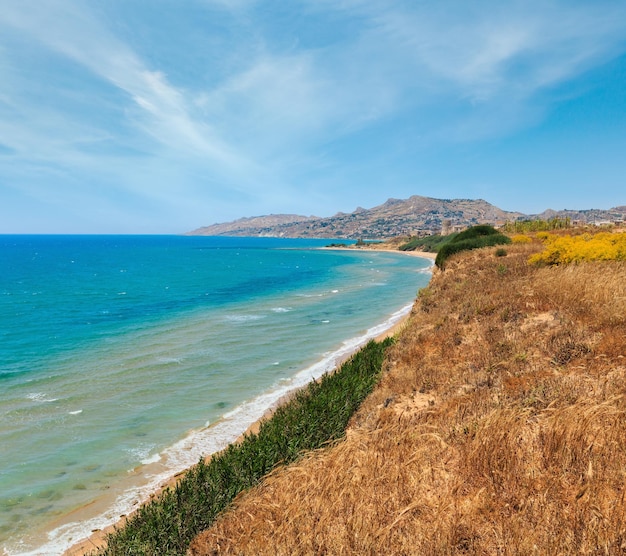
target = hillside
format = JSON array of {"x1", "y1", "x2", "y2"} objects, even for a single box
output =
[
  {"x1": 189, "y1": 214, "x2": 317, "y2": 236},
  {"x1": 187, "y1": 196, "x2": 523, "y2": 239},
  {"x1": 189, "y1": 240, "x2": 626, "y2": 554},
  {"x1": 536, "y1": 207, "x2": 626, "y2": 225},
  {"x1": 187, "y1": 195, "x2": 626, "y2": 239}
]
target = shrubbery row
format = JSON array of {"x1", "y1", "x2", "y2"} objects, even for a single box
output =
[
  {"x1": 400, "y1": 225, "x2": 512, "y2": 269},
  {"x1": 399, "y1": 233, "x2": 457, "y2": 253},
  {"x1": 501, "y1": 217, "x2": 571, "y2": 233},
  {"x1": 434, "y1": 225, "x2": 511, "y2": 269}
]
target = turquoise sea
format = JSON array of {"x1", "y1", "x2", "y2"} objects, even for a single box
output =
[{"x1": 0, "y1": 235, "x2": 432, "y2": 555}]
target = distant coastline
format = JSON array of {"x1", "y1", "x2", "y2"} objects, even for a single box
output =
[{"x1": 326, "y1": 244, "x2": 437, "y2": 261}]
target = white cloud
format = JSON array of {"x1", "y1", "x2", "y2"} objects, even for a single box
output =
[
  {"x1": 6, "y1": 0, "x2": 622, "y2": 171},
  {"x1": 341, "y1": 1, "x2": 626, "y2": 101},
  {"x1": 295, "y1": 0, "x2": 626, "y2": 146},
  {"x1": 0, "y1": 0, "x2": 249, "y2": 173}
]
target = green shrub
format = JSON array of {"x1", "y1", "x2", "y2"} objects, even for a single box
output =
[
  {"x1": 399, "y1": 233, "x2": 458, "y2": 252},
  {"x1": 451, "y1": 224, "x2": 501, "y2": 242},
  {"x1": 435, "y1": 226, "x2": 511, "y2": 269}
]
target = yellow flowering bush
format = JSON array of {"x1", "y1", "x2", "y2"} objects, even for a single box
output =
[
  {"x1": 529, "y1": 231, "x2": 626, "y2": 265},
  {"x1": 511, "y1": 234, "x2": 532, "y2": 244}
]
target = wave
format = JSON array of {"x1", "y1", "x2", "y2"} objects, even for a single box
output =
[
  {"x1": 155, "y1": 357, "x2": 184, "y2": 365},
  {"x1": 126, "y1": 443, "x2": 159, "y2": 467},
  {"x1": 223, "y1": 314, "x2": 265, "y2": 323},
  {"x1": 26, "y1": 392, "x2": 59, "y2": 403}
]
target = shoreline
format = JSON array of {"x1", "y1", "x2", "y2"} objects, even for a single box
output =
[
  {"x1": 322, "y1": 245, "x2": 437, "y2": 261},
  {"x1": 51, "y1": 249, "x2": 432, "y2": 556},
  {"x1": 62, "y1": 309, "x2": 415, "y2": 556}
]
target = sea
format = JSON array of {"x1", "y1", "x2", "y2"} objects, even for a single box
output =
[{"x1": 0, "y1": 235, "x2": 432, "y2": 555}]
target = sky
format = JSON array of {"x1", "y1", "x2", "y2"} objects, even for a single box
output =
[{"x1": 1, "y1": 1, "x2": 625, "y2": 234}]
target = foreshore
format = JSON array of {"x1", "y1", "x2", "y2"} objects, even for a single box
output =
[{"x1": 61, "y1": 249, "x2": 434, "y2": 556}]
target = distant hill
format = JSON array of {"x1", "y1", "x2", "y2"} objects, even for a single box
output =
[
  {"x1": 190, "y1": 214, "x2": 317, "y2": 237},
  {"x1": 187, "y1": 196, "x2": 625, "y2": 239},
  {"x1": 534, "y1": 207, "x2": 626, "y2": 225}
]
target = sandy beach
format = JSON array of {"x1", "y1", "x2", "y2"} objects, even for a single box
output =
[
  {"x1": 324, "y1": 244, "x2": 437, "y2": 261},
  {"x1": 62, "y1": 249, "x2": 434, "y2": 556}
]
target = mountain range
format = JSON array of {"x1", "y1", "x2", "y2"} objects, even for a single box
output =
[{"x1": 187, "y1": 195, "x2": 626, "y2": 239}]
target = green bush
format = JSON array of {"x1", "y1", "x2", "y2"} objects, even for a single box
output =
[
  {"x1": 435, "y1": 226, "x2": 511, "y2": 269},
  {"x1": 399, "y1": 233, "x2": 458, "y2": 252},
  {"x1": 451, "y1": 224, "x2": 501, "y2": 242}
]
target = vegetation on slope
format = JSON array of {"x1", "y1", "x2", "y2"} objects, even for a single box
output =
[
  {"x1": 399, "y1": 225, "x2": 510, "y2": 269},
  {"x1": 398, "y1": 232, "x2": 457, "y2": 253},
  {"x1": 190, "y1": 238, "x2": 626, "y2": 555},
  {"x1": 501, "y1": 216, "x2": 572, "y2": 233},
  {"x1": 95, "y1": 338, "x2": 392, "y2": 556},
  {"x1": 434, "y1": 225, "x2": 511, "y2": 269}
]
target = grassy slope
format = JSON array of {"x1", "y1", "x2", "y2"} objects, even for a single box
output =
[{"x1": 190, "y1": 241, "x2": 626, "y2": 555}]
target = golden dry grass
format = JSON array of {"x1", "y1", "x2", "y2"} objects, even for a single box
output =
[{"x1": 189, "y1": 242, "x2": 626, "y2": 555}]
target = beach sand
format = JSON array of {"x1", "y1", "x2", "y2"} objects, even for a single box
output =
[{"x1": 63, "y1": 249, "x2": 434, "y2": 556}]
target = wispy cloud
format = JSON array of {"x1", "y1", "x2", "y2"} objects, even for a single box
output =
[
  {"x1": 298, "y1": 1, "x2": 626, "y2": 138},
  {"x1": 192, "y1": 0, "x2": 626, "y2": 155},
  {"x1": 5, "y1": 0, "x2": 623, "y2": 161},
  {"x1": 0, "y1": 1, "x2": 249, "y2": 172}
]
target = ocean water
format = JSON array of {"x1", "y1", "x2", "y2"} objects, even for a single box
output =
[{"x1": 0, "y1": 235, "x2": 432, "y2": 555}]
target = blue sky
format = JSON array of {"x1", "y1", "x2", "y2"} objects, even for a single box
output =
[{"x1": 1, "y1": 0, "x2": 625, "y2": 233}]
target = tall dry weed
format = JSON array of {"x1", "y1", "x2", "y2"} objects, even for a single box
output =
[
  {"x1": 189, "y1": 242, "x2": 626, "y2": 556},
  {"x1": 533, "y1": 261, "x2": 626, "y2": 327}
]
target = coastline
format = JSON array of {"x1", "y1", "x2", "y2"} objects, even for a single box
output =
[
  {"x1": 323, "y1": 245, "x2": 437, "y2": 261},
  {"x1": 55, "y1": 249, "x2": 433, "y2": 556},
  {"x1": 371, "y1": 249, "x2": 436, "y2": 260},
  {"x1": 62, "y1": 312, "x2": 412, "y2": 556}
]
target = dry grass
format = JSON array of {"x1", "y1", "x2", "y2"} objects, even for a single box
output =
[{"x1": 189, "y1": 242, "x2": 626, "y2": 555}]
